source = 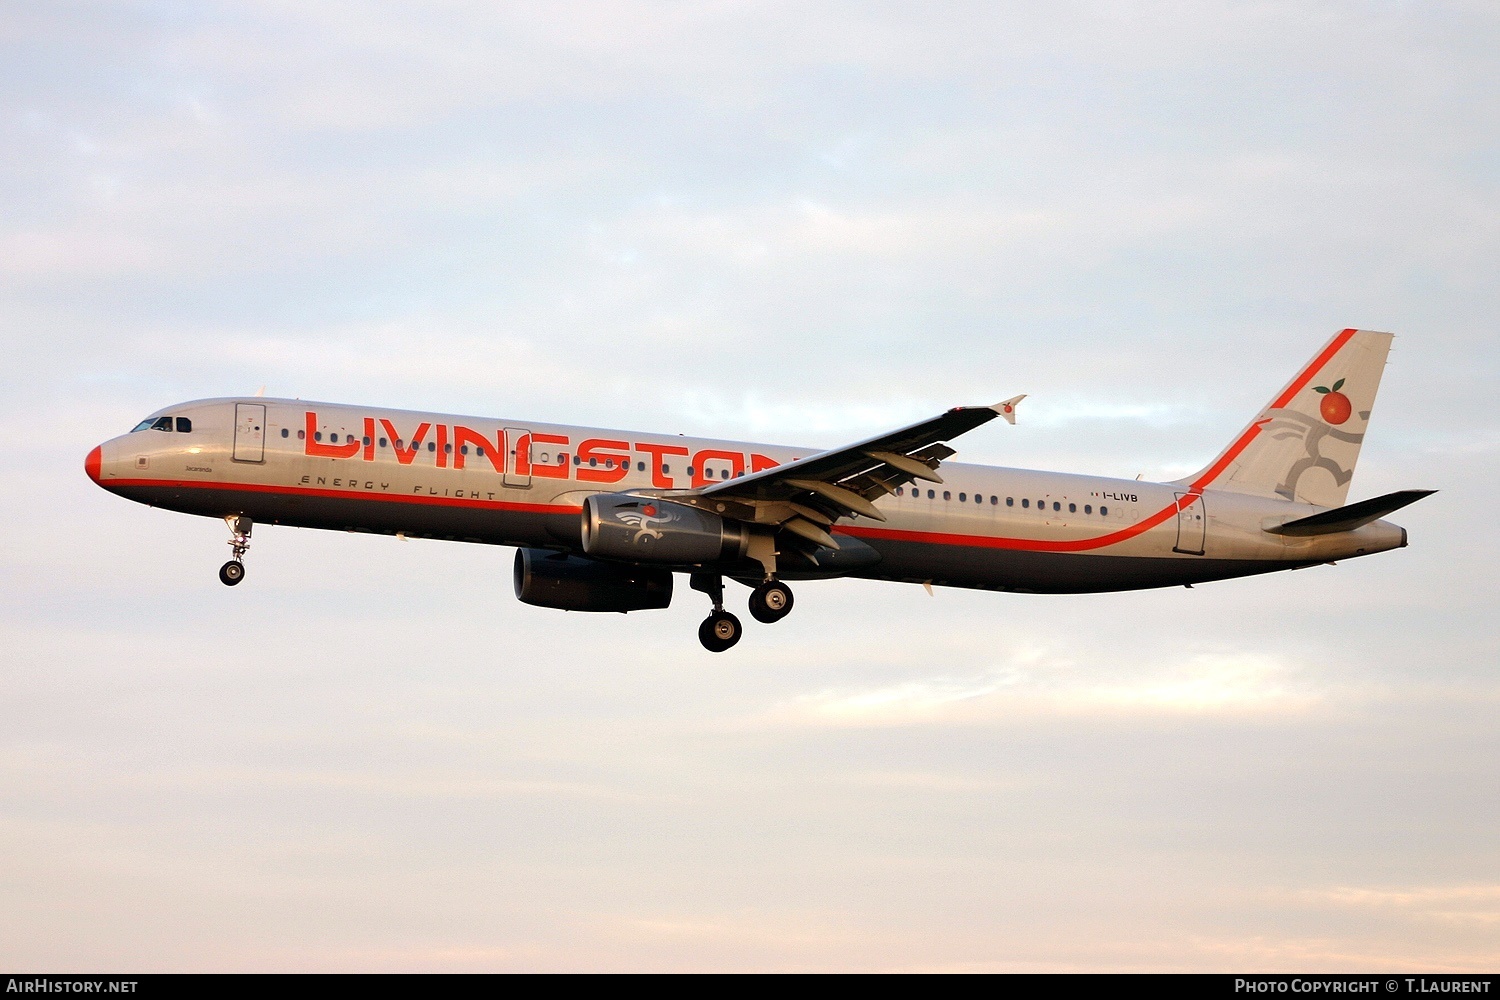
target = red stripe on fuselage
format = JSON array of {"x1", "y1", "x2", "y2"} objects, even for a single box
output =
[
  {"x1": 110, "y1": 476, "x2": 1176, "y2": 554},
  {"x1": 838, "y1": 498, "x2": 1185, "y2": 553}
]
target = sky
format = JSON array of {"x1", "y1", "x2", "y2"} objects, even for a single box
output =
[{"x1": 2, "y1": 1, "x2": 1498, "y2": 971}]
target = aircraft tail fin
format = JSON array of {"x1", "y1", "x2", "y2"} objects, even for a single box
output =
[{"x1": 1176, "y1": 329, "x2": 1395, "y2": 508}]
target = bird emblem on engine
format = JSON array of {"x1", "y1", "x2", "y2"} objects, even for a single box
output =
[{"x1": 614, "y1": 502, "x2": 677, "y2": 543}]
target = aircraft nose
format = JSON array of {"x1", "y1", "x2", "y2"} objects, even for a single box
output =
[{"x1": 85, "y1": 445, "x2": 102, "y2": 484}]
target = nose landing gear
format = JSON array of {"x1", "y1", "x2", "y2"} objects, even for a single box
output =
[{"x1": 220, "y1": 515, "x2": 252, "y2": 586}]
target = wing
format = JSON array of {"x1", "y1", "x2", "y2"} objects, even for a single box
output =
[{"x1": 680, "y1": 396, "x2": 1025, "y2": 548}]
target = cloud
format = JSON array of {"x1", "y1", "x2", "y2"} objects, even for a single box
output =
[
  {"x1": 1294, "y1": 885, "x2": 1500, "y2": 927},
  {"x1": 750, "y1": 647, "x2": 1324, "y2": 728}
]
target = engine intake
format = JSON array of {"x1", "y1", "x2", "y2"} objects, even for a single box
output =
[
  {"x1": 513, "y1": 548, "x2": 672, "y2": 613},
  {"x1": 582, "y1": 494, "x2": 748, "y2": 565}
]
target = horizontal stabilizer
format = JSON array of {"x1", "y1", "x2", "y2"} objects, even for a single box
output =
[{"x1": 1266, "y1": 489, "x2": 1436, "y2": 536}]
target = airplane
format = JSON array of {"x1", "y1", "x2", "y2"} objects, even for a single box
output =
[{"x1": 85, "y1": 328, "x2": 1433, "y2": 651}]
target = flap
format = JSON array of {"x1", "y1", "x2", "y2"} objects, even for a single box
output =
[{"x1": 693, "y1": 401, "x2": 1019, "y2": 522}]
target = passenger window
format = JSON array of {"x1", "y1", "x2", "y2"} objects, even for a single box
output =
[
  {"x1": 1006, "y1": 497, "x2": 1014, "y2": 506},
  {"x1": 1101, "y1": 506, "x2": 1109, "y2": 516},
  {"x1": 573, "y1": 455, "x2": 581, "y2": 465},
  {"x1": 314, "y1": 431, "x2": 323, "y2": 442},
  {"x1": 1085, "y1": 504, "x2": 1092, "y2": 514},
  {"x1": 175, "y1": 417, "x2": 192, "y2": 433},
  {"x1": 1022, "y1": 499, "x2": 1029, "y2": 508},
  {"x1": 298, "y1": 430, "x2": 306, "y2": 440},
  {"x1": 959, "y1": 493, "x2": 966, "y2": 502},
  {"x1": 151, "y1": 417, "x2": 173, "y2": 432},
  {"x1": 281, "y1": 428, "x2": 289, "y2": 438},
  {"x1": 461, "y1": 445, "x2": 469, "y2": 455},
  {"x1": 428, "y1": 442, "x2": 436, "y2": 452},
  {"x1": 943, "y1": 491, "x2": 951, "y2": 501},
  {"x1": 444, "y1": 443, "x2": 452, "y2": 453},
  {"x1": 990, "y1": 496, "x2": 997, "y2": 505},
  {"x1": 476, "y1": 447, "x2": 484, "y2": 457},
  {"x1": 896, "y1": 487, "x2": 903, "y2": 496},
  {"x1": 1069, "y1": 503, "x2": 1076, "y2": 513},
  {"x1": 686, "y1": 466, "x2": 695, "y2": 476},
  {"x1": 721, "y1": 469, "x2": 729, "y2": 479},
  {"x1": 1053, "y1": 502, "x2": 1060, "y2": 511},
  {"x1": 589, "y1": 457, "x2": 598, "y2": 466},
  {"x1": 927, "y1": 489, "x2": 935, "y2": 499},
  {"x1": 380, "y1": 438, "x2": 388, "y2": 447},
  {"x1": 637, "y1": 462, "x2": 645, "y2": 472},
  {"x1": 395, "y1": 439, "x2": 404, "y2": 449}
]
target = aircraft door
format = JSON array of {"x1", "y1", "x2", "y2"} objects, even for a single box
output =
[
  {"x1": 233, "y1": 403, "x2": 266, "y2": 463},
  {"x1": 1173, "y1": 492, "x2": 1206, "y2": 555},
  {"x1": 503, "y1": 426, "x2": 531, "y2": 488}
]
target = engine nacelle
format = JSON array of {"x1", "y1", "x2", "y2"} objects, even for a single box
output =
[
  {"x1": 582, "y1": 494, "x2": 748, "y2": 565},
  {"x1": 513, "y1": 548, "x2": 672, "y2": 613}
]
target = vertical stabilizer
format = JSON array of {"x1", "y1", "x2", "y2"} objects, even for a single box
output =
[{"x1": 1176, "y1": 329, "x2": 1394, "y2": 508}]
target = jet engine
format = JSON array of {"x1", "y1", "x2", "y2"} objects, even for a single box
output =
[
  {"x1": 582, "y1": 494, "x2": 749, "y2": 565},
  {"x1": 513, "y1": 548, "x2": 672, "y2": 613}
]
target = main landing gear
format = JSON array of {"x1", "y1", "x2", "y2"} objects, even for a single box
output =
[
  {"x1": 748, "y1": 580, "x2": 794, "y2": 624},
  {"x1": 698, "y1": 611, "x2": 742, "y2": 653},
  {"x1": 691, "y1": 571, "x2": 741, "y2": 652},
  {"x1": 219, "y1": 515, "x2": 252, "y2": 587},
  {"x1": 690, "y1": 572, "x2": 795, "y2": 651}
]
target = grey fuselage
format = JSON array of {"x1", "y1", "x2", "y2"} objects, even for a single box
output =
[{"x1": 87, "y1": 397, "x2": 1409, "y2": 594}]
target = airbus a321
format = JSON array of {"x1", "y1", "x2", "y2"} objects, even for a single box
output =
[{"x1": 87, "y1": 329, "x2": 1432, "y2": 651}]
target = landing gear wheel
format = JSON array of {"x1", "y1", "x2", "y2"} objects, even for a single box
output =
[
  {"x1": 698, "y1": 611, "x2": 743, "y2": 652},
  {"x1": 748, "y1": 581, "x2": 794, "y2": 624},
  {"x1": 221, "y1": 515, "x2": 252, "y2": 587}
]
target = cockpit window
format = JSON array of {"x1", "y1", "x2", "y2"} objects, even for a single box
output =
[{"x1": 131, "y1": 415, "x2": 181, "y2": 432}]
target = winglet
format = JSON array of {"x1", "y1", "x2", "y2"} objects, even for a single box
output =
[{"x1": 993, "y1": 394, "x2": 1026, "y2": 425}]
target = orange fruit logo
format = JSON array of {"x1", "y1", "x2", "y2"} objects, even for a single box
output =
[{"x1": 1313, "y1": 378, "x2": 1351, "y2": 424}]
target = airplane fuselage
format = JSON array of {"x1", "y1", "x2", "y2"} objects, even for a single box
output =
[{"x1": 87, "y1": 397, "x2": 1406, "y2": 595}]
